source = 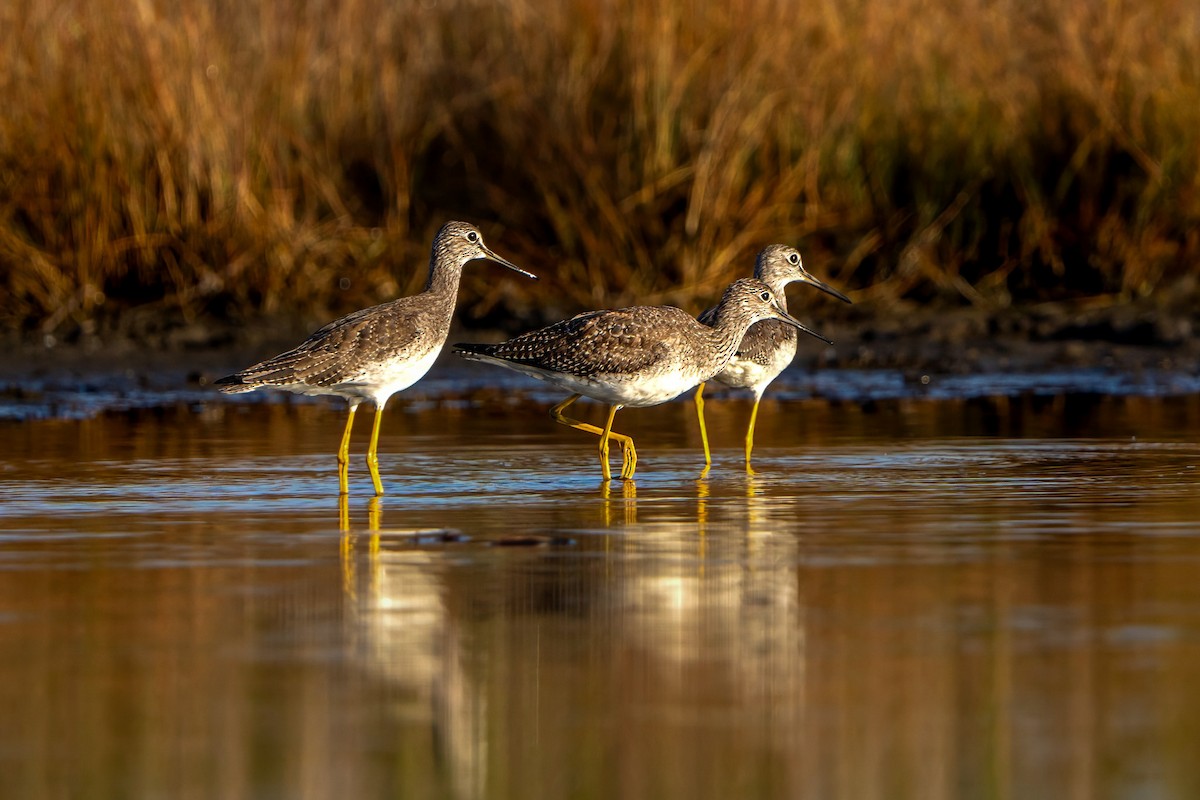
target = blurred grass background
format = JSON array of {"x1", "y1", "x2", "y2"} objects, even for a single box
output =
[{"x1": 1, "y1": 0, "x2": 1198, "y2": 341}]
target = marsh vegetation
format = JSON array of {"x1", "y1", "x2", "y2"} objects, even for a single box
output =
[{"x1": 2, "y1": 0, "x2": 1198, "y2": 340}]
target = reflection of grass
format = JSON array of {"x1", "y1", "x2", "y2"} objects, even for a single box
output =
[{"x1": 2, "y1": 0, "x2": 1197, "y2": 336}]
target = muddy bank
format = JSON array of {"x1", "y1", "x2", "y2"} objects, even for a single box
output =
[
  {"x1": 1, "y1": 299, "x2": 1197, "y2": 421},
  {"x1": 816, "y1": 299, "x2": 1198, "y2": 373}
]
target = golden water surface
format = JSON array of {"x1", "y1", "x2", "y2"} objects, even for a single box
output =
[{"x1": 2, "y1": 394, "x2": 1199, "y2": 799}]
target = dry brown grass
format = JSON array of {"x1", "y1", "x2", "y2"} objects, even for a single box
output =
[{"x1": 1, "y1": 0, "x2": 1197, "y2": 337}]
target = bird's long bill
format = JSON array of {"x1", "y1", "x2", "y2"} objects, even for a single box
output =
[
  {"x1": 801, "y1": 272, "x2": 853, "y2": 304},
  {"x1": 479, "y1": 246, "x2": 538, "y2": 280},
  {"x1": 772, "y1": 302, "x2": 833, "y2": 345}
]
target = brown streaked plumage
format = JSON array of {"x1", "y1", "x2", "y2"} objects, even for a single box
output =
[
  {"x1": 695, "y1": 245, "x2": 851, "y2": 469},
  {"x1": 216, "y1": 220, "x2": 536, "y2": 495},
  {"x1": 455, "y1": 278, "x2": 832, "y2": 481}
]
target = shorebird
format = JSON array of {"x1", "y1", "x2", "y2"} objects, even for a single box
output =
[
  {"x1": 695, "y1": 245, "x2": 851, "y2": 468},
  {"x1": 455, "y1": 278, "x2": 831, "y2": 481},
  {"x1": 216, "y1": 221, "x2": 536, "y2": 495}
]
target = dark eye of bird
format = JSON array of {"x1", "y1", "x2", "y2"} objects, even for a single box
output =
[
  {"x1": 789, "y1": 253, "x2": 799, "y2": 264},
  {"x1": 760, "y1": 292, "x2": 770, "y2": 302},
  {"x1": 467, "y1": 231, "x2": 478, "y2": 242}
]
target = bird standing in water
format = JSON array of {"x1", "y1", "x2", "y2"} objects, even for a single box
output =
[
  {"x1": 694, "y1": 245, "x2": 851, "y2": 469},
  {"x1": 216, "y1": 221, "x2": 536, "y2": 495},
  {"x1": 456, "y1": 278, "x2": 831, "y2": 481}
]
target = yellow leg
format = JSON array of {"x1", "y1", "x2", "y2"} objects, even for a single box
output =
[
  {"x1": 599, "y1": 404, "x2": 639, "y2": 481},
  {"x1": 366, "y1": 403, "x2": 386, "y2": 496},
  {"x1": 621, "y1": 445, "x2": 638, "y2": 480},
  {"x1": 550, "y1": 395, "x2": 603, "y2": 436},
  {"x1": 550, "y1": 395, "x2": 635, "y2": 481},
  {"x1": 693, "y1": 382, "x2": 712, "y2": 468},
  {"x1": 338, "y1": 403, "x2": 359, "y2": 495},
  {"x1": 745, "y1": 394, "x2": 762, "y2": 471}
]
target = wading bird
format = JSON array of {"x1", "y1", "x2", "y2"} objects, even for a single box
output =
[
  {"x1": 695, "y1": 245, "x2": 851, "y2": 469},
  {"x1": 456, "y1": 278, "x2": 831, "y2": 481},
  {"x1": 216, "y1": 221, "x2": 536, "y2": 495}
]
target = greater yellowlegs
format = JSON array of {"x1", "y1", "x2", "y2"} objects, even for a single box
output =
[
  {"x1": 216, "y1": 221, "x2": 536, "y2": 495},
  {"x1": 455, "y1": 278, "x2": 831, "y2": 481},
  {"x1": 694, "y1": 245, "x2": 851, "y2": 467}
]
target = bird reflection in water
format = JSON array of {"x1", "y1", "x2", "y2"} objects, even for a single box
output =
[
  {"x1": 339, "y1": 496, "x2": 382, "y2": 605},
  {"x1": 601, "y1": 478, "x2": 639, "y2": 527},
  {"x1": 337, "y1": 494, "x2": 487, "y2": 799}
]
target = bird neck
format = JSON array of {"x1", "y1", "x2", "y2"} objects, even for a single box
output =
[
  {"x1": 424, "y1": 253, "x2": 465, "y2": 297},
  {"x1": 704, "y1": 306, "x2": 755, "y2": 364}
]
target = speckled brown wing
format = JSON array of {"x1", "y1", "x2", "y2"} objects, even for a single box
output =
[
  {"x1": 219, "y1": 299, "x2": 428, "y2": 390},
  {"x1": 471, "y1": 306, "x2": 690, "y2": 377},
  {"x1": 729, "y1": 319, "x2": 798, "y2": 367}
]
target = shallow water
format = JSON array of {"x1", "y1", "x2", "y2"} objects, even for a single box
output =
[{"x1": 2, "y1": 391, "x2": 1200, "y2": 799}]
